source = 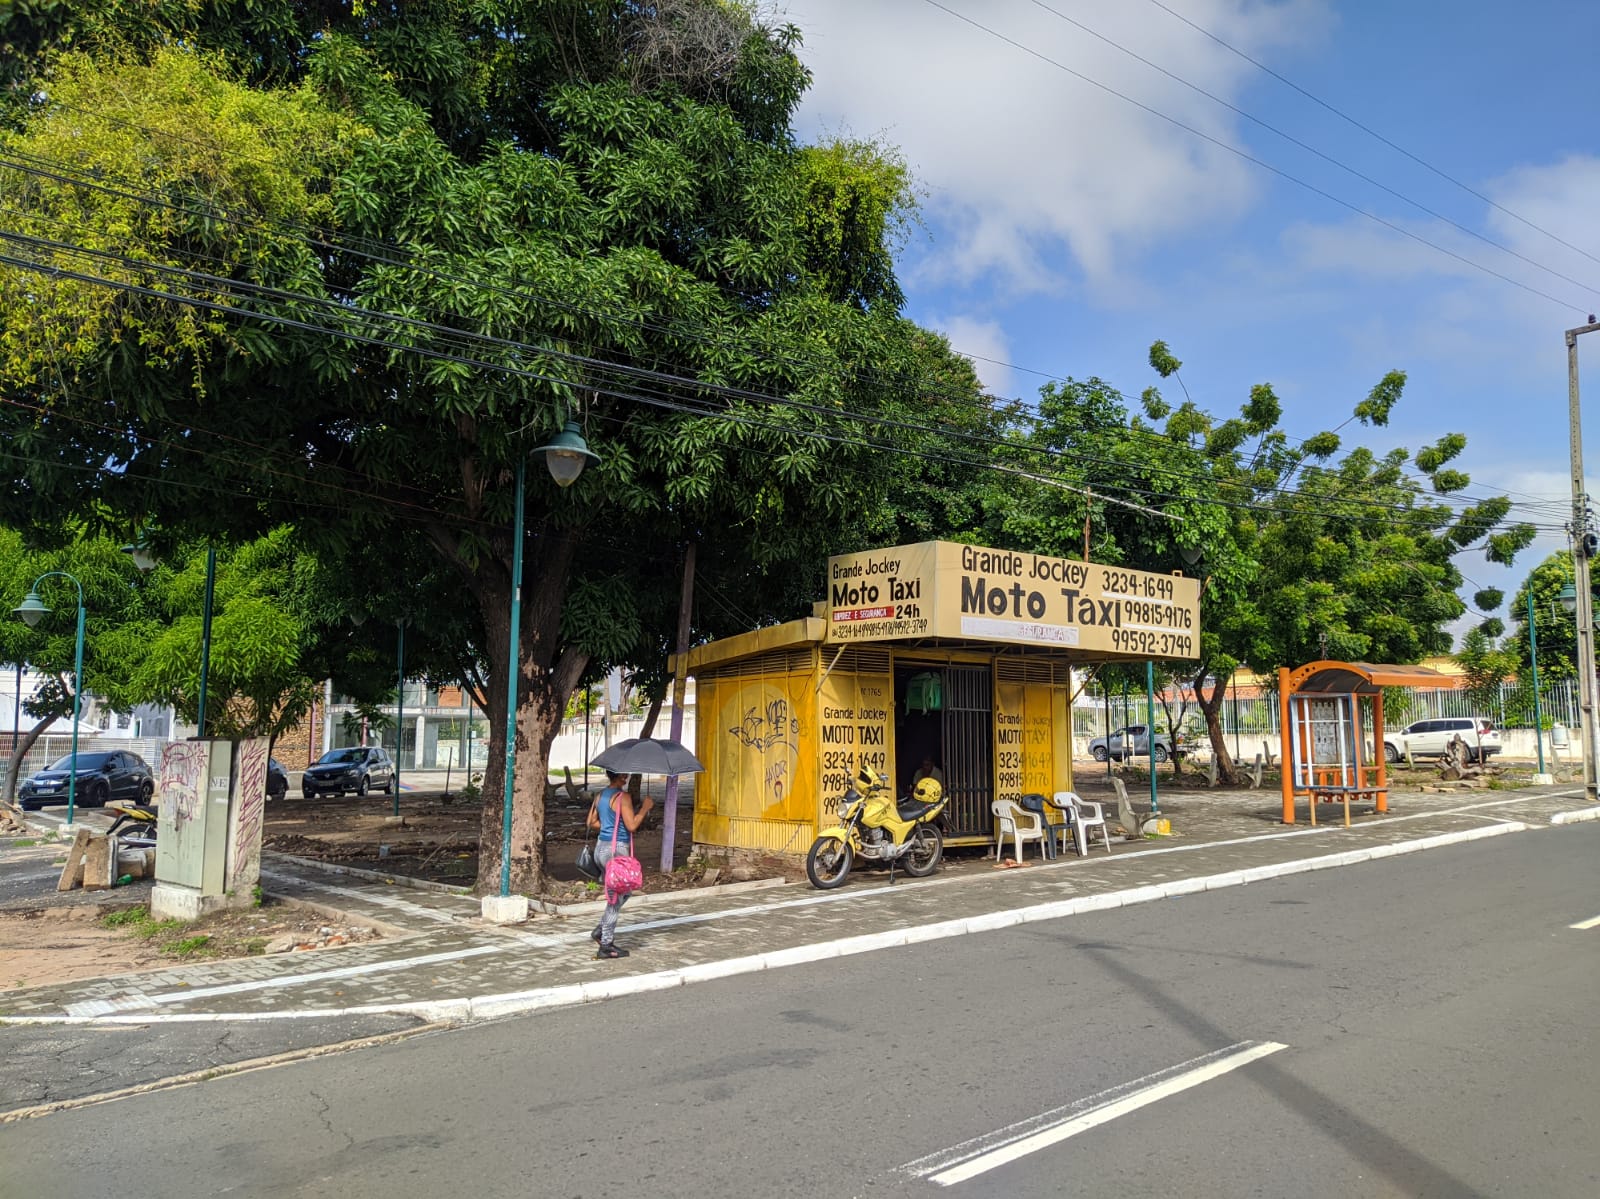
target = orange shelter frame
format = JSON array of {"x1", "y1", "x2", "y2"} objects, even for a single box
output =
[{"x1": 1277, "y1": 661, "x2": 1451, "y2": 824}]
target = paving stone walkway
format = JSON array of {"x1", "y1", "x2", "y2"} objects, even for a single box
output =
[{"x1": 1, "y1": 786, "x2": 1592, "y2": 1024}]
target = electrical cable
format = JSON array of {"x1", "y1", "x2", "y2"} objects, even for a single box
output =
[
  {"x1": 2, "y1": 223, "x2": 1558, "y2": 534},
  {"x1": 0, "y1": 140, "x2": 1567, "y2": 516},
  {"x1": 1141, "y1": 0, "x2": 1600, "y2": 271},
  {"x1": 1024, "y1": 0, "x2": 1600, "y2": 299},
  {"x1": 0, "y1": 234, "x2": 1567, "y2": 540},
  {"x1": 917, "y1": 0, "x2": 1591, "y2": 315}
]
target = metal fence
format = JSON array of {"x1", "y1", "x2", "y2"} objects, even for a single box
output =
[
  {"x1": 1074, "y1": 678, "x2": 1583, "y2": 750},
  {"x1": 1, "y1": 735, "x2": 169, "y2": 794}
]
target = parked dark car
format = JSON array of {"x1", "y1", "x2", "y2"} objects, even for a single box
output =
[
  {"x1": 267, "y1": 757, "x2": 289, "y2": 802},
  {"x1": 18, "y1": 750, "x2": 154, "y2": 810},
  {"x1": 301, "y1": 746, "x2": 394, "y2": 799}
]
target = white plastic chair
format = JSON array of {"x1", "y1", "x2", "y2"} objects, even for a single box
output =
[
  {"x1": 991, "y1": 798, "x2": 1048, "y2": 861},
  {"x1": 1053, "y1": 790, "x2": 1112, "y2": 856}
]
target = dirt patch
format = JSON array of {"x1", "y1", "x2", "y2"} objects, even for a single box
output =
[
  {"x1": 264, "y1": 789, "x2": 798, "y2": 896},
  {"x1": 0, "y1": 899, "x2": 380, "y2": 992}
]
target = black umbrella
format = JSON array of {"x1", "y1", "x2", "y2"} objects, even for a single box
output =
[{"x1": 590, "y1": 736, "x2": 705, "y2": 776}]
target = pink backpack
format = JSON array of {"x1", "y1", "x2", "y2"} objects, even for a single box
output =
[{"x1": 604, "y1": 791, "x2": 643, "y2": 900}]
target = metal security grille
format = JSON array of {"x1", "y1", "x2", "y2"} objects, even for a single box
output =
[{"x1": 941, "y1": 665, "x2": 993, "y2": 838}]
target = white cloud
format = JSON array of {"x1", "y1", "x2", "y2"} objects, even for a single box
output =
[
  {"x1": 928, "y1": 314, "x2": 1015, "y2": 394},
  {"x1": 787, "y1": 0, "x2": 1331, "y2": 296}
]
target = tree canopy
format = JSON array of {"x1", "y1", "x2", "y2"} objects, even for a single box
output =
[{"x1": 0, "y1": 1, "x2": 980, "y2": 889}]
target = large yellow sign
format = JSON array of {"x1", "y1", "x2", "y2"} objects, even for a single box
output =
[{"x1": 825, "y1": 541, "x2": 1200, "y2": 659}]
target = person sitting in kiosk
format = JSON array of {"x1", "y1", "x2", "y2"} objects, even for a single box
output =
[{"x1": 912, "y1": 757, "x2": 945, "y2": 788}]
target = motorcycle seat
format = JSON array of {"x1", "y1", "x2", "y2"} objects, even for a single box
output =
[{"x1": 896, "y1": 799, "x2": 937, "y2": 822}]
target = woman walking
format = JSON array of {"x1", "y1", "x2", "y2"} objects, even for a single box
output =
[{"x1": 588, "y1": 769, "x2": 653, "y2": 959}]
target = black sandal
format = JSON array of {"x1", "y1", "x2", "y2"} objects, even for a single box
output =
[{"x1": 595, "y1": 943, "x2": 629, "y2": 959}]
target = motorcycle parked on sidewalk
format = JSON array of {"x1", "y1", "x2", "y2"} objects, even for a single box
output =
[{"x1": 806, "y1": 767, "x2": 946, "y2": 889}]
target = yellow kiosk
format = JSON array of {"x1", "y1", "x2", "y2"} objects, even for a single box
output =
[{"x1": 683, "y1": 541, "x2": 1201, "y2": 858}]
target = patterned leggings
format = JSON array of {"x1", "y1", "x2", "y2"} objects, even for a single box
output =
[{"x1": 594, "y1": 840, "x2": 632, "y2": 946}]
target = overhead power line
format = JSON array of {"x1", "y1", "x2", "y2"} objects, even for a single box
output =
[
  {"x1": 0, "y1": 139, "x2": 1565, "y2": 517},
  {"x1": 917, "y1": 0, "x2": 1591, "y2": 316},
  {"x1": 0, "y1": 231, "x2": 1567, "y2": 538},
  {"x1": 1141, "y1": 0, "x2": 1600, "y2": 271},
  {"x1": 1026, "y1": 0, "x2": 1600, "y2": 301}
]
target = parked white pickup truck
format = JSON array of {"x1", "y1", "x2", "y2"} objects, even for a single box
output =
[{"x1": 1087, "y1": 724, "x2": 1185, "y2": 764}]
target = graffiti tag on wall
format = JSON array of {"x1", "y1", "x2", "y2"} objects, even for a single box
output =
[
  {"x1": 159, "y1": 741, "x2": 208, "y2": 826},
  {"x1": 228, "y1": 738, "x2": 270, "y2": 890}
]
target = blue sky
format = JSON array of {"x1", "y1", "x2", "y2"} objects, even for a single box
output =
[{"x1": 787, "y1": 0, "x2": 1600, "y2": 633}]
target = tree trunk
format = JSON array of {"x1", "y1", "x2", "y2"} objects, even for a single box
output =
[
  {"x1": 465, "y1": 523, "x2": 587, "y2": 896},
  {"x1": 1195, "y1": 669, "x2": 1239, "y2": 785},
  {"x1": 4, "y1": 712, "x2": 59, "y2": 802},
  {"x1": 638, "y1": 680, "x2": 667, "y2": 738}
]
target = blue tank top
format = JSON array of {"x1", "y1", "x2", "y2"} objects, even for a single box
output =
[{"x1": 596, "y1": 787, "x2": 631, "y2": 848}]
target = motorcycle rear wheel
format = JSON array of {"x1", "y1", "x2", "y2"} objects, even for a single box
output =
[
  {"x1": 806, "y1": 836, "x2": 854, "y2": 889},
  {"x1": 901, "y1": 825, "x2": 943, "y2": 877}
]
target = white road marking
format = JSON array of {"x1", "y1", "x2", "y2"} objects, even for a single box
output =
[
  {"x1": 902, "y1": 1040, "x2": 1287, "y2": 1187},
  {"x1": 1569, "y1": 913, "x2": 1600, "y2": 930}
]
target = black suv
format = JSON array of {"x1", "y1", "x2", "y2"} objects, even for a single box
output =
[
  {"x1": 18, "y1": 750, "x2": 155, "y2": 810},
  {"x1": 301, "y1": 746, "x2": 394, "y2": 799}
]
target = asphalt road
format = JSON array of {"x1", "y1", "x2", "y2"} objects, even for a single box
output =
[{"x1": 2, "y1": 825, "x2": 1596, "y2": 1198}]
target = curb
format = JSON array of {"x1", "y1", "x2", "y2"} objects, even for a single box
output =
[
  {"x1": 264, "y1": 852, "x2": 472, "y2": 896},
  {"x1": 0, "y1": 820, "x2": 1526, "y2": 1027},
  {"x1": 1550, "y1": 806, "x2": 1600, "y2": 824},
  {"x1": 0, "y1": 1020, "x2": 452, "y2": 1122}
]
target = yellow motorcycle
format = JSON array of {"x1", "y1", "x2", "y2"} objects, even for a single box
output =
[{"x1": 806, "y1": 767, "x2": 946, "y2": 889}]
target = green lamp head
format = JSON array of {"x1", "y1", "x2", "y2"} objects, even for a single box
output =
[
  {"x1": 12, "y1": 589, "x2": 49, "y2": 628},
  {"x1": 534, "y1": 421, "x2": 600, "y2": 488}
]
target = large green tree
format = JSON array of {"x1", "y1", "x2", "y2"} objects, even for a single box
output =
[
  {"x1": 0, "y1": 2, "x2": 955, "y2": 890},
  {"x1": 976, "y1": 344, "x2": 1534, "y2": 783}
]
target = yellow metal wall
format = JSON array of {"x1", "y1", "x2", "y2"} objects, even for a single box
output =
[
  {"x1": 995, "y1": 681, "x2": 1073, "y2": 808},
  {"x1": 692, "y1": 666, "x2": 818, "y2": 855},
  {"x1": 816, "y1": 669, "x2": 895, "y2": 826},
  {"x1": 695, "y1": 652, "x2": 1074, "y2": 855}
]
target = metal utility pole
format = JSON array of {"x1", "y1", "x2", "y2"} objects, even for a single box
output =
[{"x1": 1567, "y1": 317, "x2": 1600, "y2": 803}]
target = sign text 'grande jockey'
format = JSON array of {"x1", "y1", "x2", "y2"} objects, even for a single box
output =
[{"x1": 825, "y1": 541, "x2": 1201, "y2": 658}]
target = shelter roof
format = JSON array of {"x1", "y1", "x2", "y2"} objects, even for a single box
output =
[
  {"x1": 1285, "y1": 660, "x2": 1450, "y2": 695},
  {"x1": 675, "y1": 617, "x2": 825, "y2": 675}
]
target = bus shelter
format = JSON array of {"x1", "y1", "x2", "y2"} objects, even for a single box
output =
[
  {"x1": 678, "y1": 541, "x2": 1201, "y2": 857},
  {"x1": 1277, "y1": 660, "x2": 1449, "y2": 825}
]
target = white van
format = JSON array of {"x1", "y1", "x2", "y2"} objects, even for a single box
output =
[{"x1": 1383, "y1": 717, "x2": 1501, "y2": 764}]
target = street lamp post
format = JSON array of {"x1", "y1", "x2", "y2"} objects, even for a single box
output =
[
  {"x1": 488, "y1": 421, "x2": 599, "y2": 922},
  {"x1": 1565, "y1": 316, "x2": 1600, "y2": 802},
  {"x1": 197, "y1": 546, "x2": 217, "y2": 738},
  {"x1": 123, "y1": 539, "x2": 216, "y2": 738},
  {"x1": 13, "y1": 573, "x2": 86, "y2": 826},
  {"x1": 394, "y1": 618, "x2": 408, "y2": 818}
]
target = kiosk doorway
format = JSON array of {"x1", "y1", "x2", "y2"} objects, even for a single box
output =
[{"x1": 895, "y1": 663, "x2": 992, "y2": 841}]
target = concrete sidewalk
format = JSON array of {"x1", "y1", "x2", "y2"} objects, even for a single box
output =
[{"x1": 2, "y1": 785, "x2": 1594, "y2": 1029}]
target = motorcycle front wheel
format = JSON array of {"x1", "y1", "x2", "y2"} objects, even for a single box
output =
[
  {"x1": 901, "y1": 824, "x2": 943, "y2": 877},
  {"x1": 806, "y1": 836, "x2": 854, "y2": 889}
]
